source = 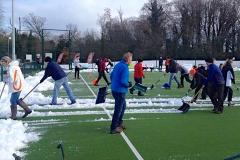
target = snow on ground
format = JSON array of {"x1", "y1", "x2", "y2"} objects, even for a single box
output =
[
  {"x1": 0, "y1": 69, "x2": 239, "y2": 159},
  {"x1": 0, "y1": 119, "x2": 39, "y2": 160}
]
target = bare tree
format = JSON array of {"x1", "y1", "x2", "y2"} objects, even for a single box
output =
[
  {"x1": 66, "y1": 23, "x2": 81, "y2": 40},
  {"x1": 141, "y1": 0, "x2": 167, "y2": 57},
  {"x1": 23, "y1": 13, "x2": 47, "y2": 38}
]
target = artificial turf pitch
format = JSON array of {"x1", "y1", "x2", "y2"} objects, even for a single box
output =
[{"x1": 22, "y1": 71, "x2": 240, "y2": 160}]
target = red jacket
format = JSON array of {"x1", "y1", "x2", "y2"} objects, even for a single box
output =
[
  {"x1": 98, "y1": 58, "x2": 108, "y2": 72},
  {"x1": 134, "y1": 62, "x2": 144, "y2": 78}
]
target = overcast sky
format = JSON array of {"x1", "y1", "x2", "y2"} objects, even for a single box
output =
[{"x1": 2, "y1": 0, "x2": 148, "y2": 32}]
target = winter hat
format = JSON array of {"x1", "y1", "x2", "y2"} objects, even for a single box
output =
[
  {"x1": 205, "y1": 57, "x2": 214, "y2": 63},
  {"x1": 1, "y1": 56, "x2": 12, "y2": 64},
  {"x1": 137, "y1": 59, "x2": 143, "y2": 63},
  {"x1": 44, "y1": 56, "x2": 52, "y2": 62}
]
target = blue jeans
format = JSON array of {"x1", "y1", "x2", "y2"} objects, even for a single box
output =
[
  {"x1": 10, "y1": 91, "x2": 21, "y2": 106},
  {"x1": 110, "y1": 91, "x2": 126, "y2": 130},
  {"x1": 52, "y1": 77, "x2": 76, "y2": 104},
  {"x1": 168, "y1": 73, "x2": 180, "y2": 87}
]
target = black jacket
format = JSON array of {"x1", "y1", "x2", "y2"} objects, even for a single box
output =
[
  {"x1": 221, "y1": 64, "x2": 235, "y2": 84},
  {"x1": 190, "y1": 67, "x2": 207, "y2": 89}
]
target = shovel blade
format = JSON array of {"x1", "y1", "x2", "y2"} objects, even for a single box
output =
[
  {"x1": 178, "y1": 102, "x2": 190, "y2": 113},
  {"x1": 95, "y1": 87, "x2": 107, "y2": 104}
]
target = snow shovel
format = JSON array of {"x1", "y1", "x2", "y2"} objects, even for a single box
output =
[
  {"x1": 96, "y1": 86, "x2": 108, "y2": 104},
  {"x1": 224, "y1": 153, "x2": 240, "y2": 160},
  {"x1": 12, "y1": 153, "x2": 21, "y2": 160},
  {"x1": 149, "y1": 79, "x2": 161, "y2": 90},
  {"x1": 129, "y1": 83, "x2": 147, "y2": 95},
  {"x1": 57, "y1": 143, "x2": 65, "y2": 160},
  {"x1": 185, "y1": 88, "x2": 193, "y2": 96},
  {"x1": 0, "y1": 82, "x2": 6, "y2": 100},
  {"x1": 19, "y1": 82, "x2": 40, "y2": 101},
  {"x1": 178, "y1": 88, "x2": 203, "y2": 113}
]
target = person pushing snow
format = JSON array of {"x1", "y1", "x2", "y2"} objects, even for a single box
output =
[
  {"x1": 0, "y1": 56, "x2": 32, "y2": 120},
  {"x1": 40, "y1": 56, "x2": 76, "y2": 105}
]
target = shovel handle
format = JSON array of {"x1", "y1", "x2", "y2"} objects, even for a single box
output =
[
  {"x1": 190, "y1": 87, "x2": 204, "y2": 103},
  {"x1": 21, "y1": 82, "x2": 40, "y2": 100},
  {"x1": 0, "y1": 82, "x2": 6, "y2": 100}
]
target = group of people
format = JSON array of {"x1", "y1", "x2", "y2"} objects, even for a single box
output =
[
  {"x1": 164, "y1": 57, "x2": 236, "y2": 114},
  {"x1": 0, "y1": 52, "x2": 237, "y2": 135},
  {"x1": 0, "y1": 56, "x2": 76, "y2": 120}
]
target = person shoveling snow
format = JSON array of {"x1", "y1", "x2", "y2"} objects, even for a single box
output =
[{"x1": 0, "y1": 56, "x2": 32, "y2": 120}]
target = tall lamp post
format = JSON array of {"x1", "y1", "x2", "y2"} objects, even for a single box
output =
[
  {"x1": 11, "y1": 0, "x2": 16, "y2": 60},
  {"x1": 8, "y1": 37, "x2": 11, "y2": 57}
]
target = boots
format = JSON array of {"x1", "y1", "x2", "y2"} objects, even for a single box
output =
[
  {"x1": 138, "y1": 91, "x2": 144, "y2": 96},
  {"x1": 17, "y1": 99, "x2": 32, "y2": 118},
  {"x1": 129, "y1": 88, "x2": 135, "y2": 94},
  {"x1": 10, "y1": 105, "x2": 17, "y2": 120}
]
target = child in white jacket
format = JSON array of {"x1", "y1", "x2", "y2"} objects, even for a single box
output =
[
  {"x1": 222, "y1": 59, "x2": 235, "y2": 106},
  {"x1": 0, "y1": 56, "x2": 32, "y2": 120}
]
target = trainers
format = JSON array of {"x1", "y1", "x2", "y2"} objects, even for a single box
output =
[
  {"x1": 178, "y1": 85, "x2": 184, "y2": 88},
  {"x1": 212, "y1": 108, "x2": 217, "y2": 112},
  {"x1": 110, "y1": 127, "x2": 123, "y2": 134},
  {"x1": 228, "y1": 101, "x2": 234, "y2": 106},
  {"x1": 22, "y1": 110, "x2": 32, "y2": 118},
  {"x1": 214, "y1": 110, "x2": 223, "y2": 114},
  {"x1": 70, "y1": 100, "x2": 76, "y2": 105},
  {"x1": 119, "y1": 124, "x2": 126, "y2": 130}
]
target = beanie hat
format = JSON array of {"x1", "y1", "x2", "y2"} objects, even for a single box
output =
[
  {"x1": 205, "y1": 58, "x2": 213, "y2": 63},
  {"x1": 44, "y1": 56, "x2": 52, "y2": 62}
]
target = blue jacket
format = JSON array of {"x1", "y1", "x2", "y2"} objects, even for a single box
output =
[
  {"x1": 204, "y1": 64, "x2": 224, "y2": 85},
  {"x1": 110, "y1": 60, "x2": 129, "y2": 93},
  {"x1": 40, "y1": 61, "x2": 66, "y2": 82}
]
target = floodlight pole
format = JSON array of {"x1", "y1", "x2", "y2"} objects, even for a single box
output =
[
  {"x1": 68, "y1": 30, "x2": 71, "y2": 70},
  {"x1": 41, "y1": 29, "x2": 44, "y2": 68},
  {"x1": 8, "y1": 37, "x2": 11, "y2": 57},
  {"x1": 11, "y1": 0, "x2": 16, "y2": 60}
]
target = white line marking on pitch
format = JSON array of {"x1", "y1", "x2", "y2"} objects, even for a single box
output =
[{"x1": 79, "y1": 73, "x2": 144, "y2": 160}]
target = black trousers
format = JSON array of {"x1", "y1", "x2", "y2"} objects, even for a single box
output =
[
  {"x1": 223, "y1": 86, "x2": 233, "y2": 102},
  {"x1": 207, "y1": 83, "x2": 224, "y2": 112},
  {"x1": 96, "y1": 71, "x2": 110, "y2": 84},
  {"x1": 75, "y1": 67, "x2": 80, "y2": 79},
  {"x1": 180, "y1": 74, "x2": 192, "y2": 87},
  {"x1": 193, "y1": 85, "x2": 207, "y2": 101}
]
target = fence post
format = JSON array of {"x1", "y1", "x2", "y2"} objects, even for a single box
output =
[{"x1": 1, "y1": 66, "x2": 3, "y2": 81}]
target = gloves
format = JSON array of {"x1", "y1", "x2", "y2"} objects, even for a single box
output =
[
  {"x1": 40, "y1": 79, "x2": 44, "y2": 83},
  {"x1": 128, "y1": 81, "x2": 132, "y2": 88}
]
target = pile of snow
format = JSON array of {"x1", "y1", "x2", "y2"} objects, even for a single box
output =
[{"x1": 0, "y1": 119, "x2": 39, "y2": 160}]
